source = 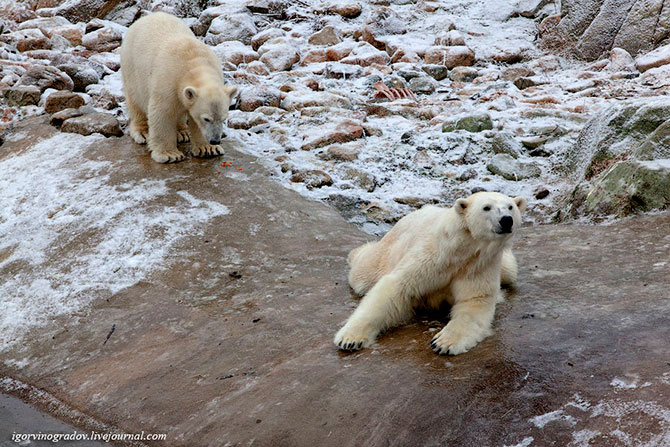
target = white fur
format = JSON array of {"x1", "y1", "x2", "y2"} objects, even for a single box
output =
[
  {"x1": 120, "y1": 12, "x2": 237, "y2": 163},
  {"x1": 336, "y1": 192, "x2": 527, "y2": 355}
]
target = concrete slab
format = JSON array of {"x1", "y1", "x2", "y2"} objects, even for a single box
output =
[{"x1": 1, "y1": 119, "x2": 669, "y2": 446}]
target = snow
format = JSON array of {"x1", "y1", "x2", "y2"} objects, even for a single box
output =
[{"x1": 0, "y1": 132, "x2": 229, "y2": 352}]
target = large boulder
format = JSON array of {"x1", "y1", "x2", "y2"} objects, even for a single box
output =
[
  {"x1": 205, "y1": 13, "x2": 257, "y2": 46},
  {"x1": 547, "y1": 0, "x2": 670, "y2": 60}
]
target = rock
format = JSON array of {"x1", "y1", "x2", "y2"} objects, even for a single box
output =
[
  {"x1": 2, "y1": 85, "x2": 41, "y2": 106},
  {"x1": 326, "y1": 144, "x2": 360, "y2": 161},
  {"x1": 553, "y1": 0, "x2": 670, "y2": 61},
  {"x1": 582, "y1": 159, "x2": 670, "y2": 217},
  {"x1": 565, "y1": 98, "x2": 670, "y2": 179},
  {"x1": 636, "y1": 44, "x2": 670, "y2": 72},
  {"x1": 13, "y1": 28, "x2": 51, "y2": 52},
  {"x1": 48, "y1": 24, "x2": 83, "y2": 46},
  {"x1": 308, "y1": 26, "x2": 342, "y2": 46},
  {"x1": 326, "y1": 41, "x2": 356, "y2": 61},
  {"x1": 290, "y1": 169, "x2": 334, "y2": 189},
  {"x1": 513, "y1": 76, "x2": 547, "y2": 90},
  {"x1": 301, "y1": 120, "x2": 364, "y2": 150},
  {"x1": 515, "y1": 0, "x2": 552, "y2": 17},
  {"x1": 53, "y1": 0, "x2": 122, "y2": 24},
  {"x1": 424, "y1": 46, "x2": 475, "y2": 68},
  {"x1": 57, "y1": 64, "x2": 99, "y2": 92},
  {"x1": 491, "y1": 132, "x2": 522, "y2": 158},
  {"x1": 258, "y1": 38, "x2": 300, "y2": 71},
  {"x1": 343, "y1": 167, "x2": 376, "y2": 192},
  {"x1": 449, "y1": 66, "x2": 478, "y2": 82},
  {"x1": 44, "y1": 90, "x2": 84, "y2": 113},
  {"x1": 393, "y1": 196, "x2": 438, "y2": 208},
  {"x1": 565, "y1": 79, "x2": 597, "y2": 93},
  {"x1": 17, "y1": 65, "x2": 73, "y2": 92},
  {"x1": 61, "y1": 112, "x2": 123, "y2": 137},
  {"x1": 340, "y1": 42, "x2": 391, "y2": 67},
  {"x1": 212, "y1": 41, "x2": 260, "y2": 66},
  {"x1": 443, "y1": 113, "x2": 493, "y2": 133},
  {"x1": 408, "y1": 76, "x2": 437, "y2": 94},
  {"x1": 227, "y1": 111, "x2": 268, "y2": 129},
  {"x1": 500, "y1": 66, "x2": 536, "y2": 80},
  {"x1": 486, "y1": 154, "x2": 541, "y2": 180},
  {"x1": 250, "y1": 28, "x2": 284, "y2": 51},
  {"x1": 331, "y1": 2, "x2": 362, "y2": 18},
  {"x1": 238, "y1": 86, "x2": 282, "y2": 112},
  {"x1": 49, "y1": 106, "x2": 94, "y2": 127},
  {"x1": 324, "y1": 63, "x2": 363, "y2": 79},
  {"x1": 17, "y1": 16, "x2": 71, "y2": 34},
  {"x1": 81, "y1": 23, "x2": 124, "y2": 52},
  {"x1": 206, "y1": 13, "x2": 257, "y2": 46},
  {"x1": 390, "y1": 48, "x2": 421, "y2": 63},
  {"x1": 534, "y1": 187, "x2": 550, "y2": 200},
  {"x1": 282, "y1": 91, "x2": 352, "y2": 111},
  {"x1": 246, "y1": 60, "x2": 270, "y2": 76},
  {"x1": 301, "y1": 49, "x2": 327, "y2": 65},
  {"x1": 606, "y1": 47, "x2": 637, "y2": 72},
  {"x1": 422, "y1": 64, "x2": 449, "y2": 81},
  {"x1": 434, "y1": 30, "x2": 465, "y2": 46},
  {"x1": 397, "y1": 69, "x2": 424, "y2": 81}
]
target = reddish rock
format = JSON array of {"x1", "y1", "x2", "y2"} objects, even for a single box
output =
[
  {"x1": 326, "y1": 41, "x2": 356, "y2": 61},
  {"x1": 327, "y1": 144, "x2": 360, "y2": 161},
  {"x1": 17, "y1": 65, "x2": 73, "y2": 92},
  {"x1": 391, "y1": 48, "x2": 421, "y2": 63},
  {"x1": 82, "y1": 25, "x2": 124, "y2": 52},
  {"x1": 212, "y1": 41, "x2": 260, "y2": 66},
  {"x1": 332, "y1": 3, "x2": 362, "y2": 18},
  {"x1": 424, "y1": 45, "x2": 475, "y2": 68},
  {"x1": 301, "y1": 120, "x2": 364, "y2": 150},
  {"x1": 45, "y1": 90, "x2": 85, "y2": 114},
  {"x1": 50, "y1": 25, "x2": 83, "y2": 46},
  {"x1": 308, "y1": 26, "x2": 342, "y2": 46},
  {"x1": 238, "y1": 86, "x2": 282, "y2": 112},
  {"x1": 340, "y1": 42, "x2": 391, "y2": 67},
  {"x1": 301, "y1": 49, "x2": 328, "y2": 65},
  {"x1": 250, "y1": 28, "x2": 284, "y2": 51},
  {"x1": 14, "y1": 28, "x2": 52, "y2": 52},
  {"x1": 245, "y1": 60, "x2": 270, "y2": 76}
]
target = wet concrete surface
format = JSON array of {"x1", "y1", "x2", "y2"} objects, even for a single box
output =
[
  {"x1": 1, "y1": 118, "x2": 669, "y2": 446},
  {"x1": 0, "y1": 393, "x2": 111, "y2": 447}
]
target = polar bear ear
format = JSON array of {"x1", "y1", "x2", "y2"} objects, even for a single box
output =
[
  {"x1": 224, "y1": 85, "x2": 237, "y2": 100},
  {"x1": 513, "y1": 196, "x2": 527, "y2": 213},
  {"x1": 455, "y1": 198, "x2": 469, "y2": 215},
  {"x1": 183, "y1": 86, "x2": 198, "y2": 104}
]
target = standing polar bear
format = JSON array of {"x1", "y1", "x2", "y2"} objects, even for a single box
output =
[
  {"x1": 335, "y1": 192, "x2": 526, "y2": 356},
  {"x1": 120, "y1": 12, "x2": 237, "y2": 163}
]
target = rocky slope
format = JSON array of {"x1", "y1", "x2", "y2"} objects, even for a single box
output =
[{"x1": 2, "y1": 0, "x2": 670, "y2": 232}]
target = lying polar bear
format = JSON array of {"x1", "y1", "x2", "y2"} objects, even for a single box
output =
[
  {"x1": 335, "y1": 191, "x2": 526, "y2": 355},
  {"x1": 120, "y1": 12, "x2": 237, "y2": 163}
]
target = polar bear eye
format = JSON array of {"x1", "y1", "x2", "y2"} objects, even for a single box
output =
[
  {"x1": 202, "y1": 117, "x2": 211, "y2": 123},
  {"x1": 508, "y1": 205, "x2": 513, "y2": 210},
  {"x1": 483, "y1": 206, "x2": 491, "y2": 211}
]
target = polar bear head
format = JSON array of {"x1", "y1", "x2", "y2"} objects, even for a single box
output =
[
  {"x1": 455, "y1": 192, "x2": 526, "y2": 240},
  {"x1": 183, "y1": 84, "x2": 237, "y2": 145}
]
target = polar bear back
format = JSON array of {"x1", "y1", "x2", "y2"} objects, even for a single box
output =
[{"x1": 120, "y1": 12, "x2": 222, "y2": 113}]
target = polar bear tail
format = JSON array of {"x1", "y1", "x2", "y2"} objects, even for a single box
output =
[
  {"x1": 347, "y1": 242, "x2": 380, "y2": 296},
  {"x1": 500, "y1": 248, "x2": 518, "y2": 287}
]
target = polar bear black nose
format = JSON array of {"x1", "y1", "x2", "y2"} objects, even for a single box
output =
[
  {"x1": 210, "y1": 137, "x2": 221, "y2": 145},
  {"x1": 499, "y1": 216, "x2": 513, "y2": 233}
]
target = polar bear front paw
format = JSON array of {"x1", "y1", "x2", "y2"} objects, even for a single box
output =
[
  {"x1": 334, "y1": 323, "x2": 376, "y2": 352},
  {"x1": 431, "y1": 324, "x2": 485, "y2": 356},
  {"x1": 151, "y1": 149, "x2": 185, "y2": 163},
  {"x1": 177, "y1": 130, "x2": 190, "y2": 144},
  {"x1": 130, "y1": 128, "x2": 148, "y2": 145},
  {"x1": 192, "y1": 144, "x2": 224, "y2": 158}
]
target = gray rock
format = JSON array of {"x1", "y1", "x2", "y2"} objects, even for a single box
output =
[
  {"x1": 343, "y1": 167, "x2": 376, "y2": 192},
  {"x1": 57, "y1": 64, "x2": 99, "y2": 92},
  {"x1": 61, "y1": 112, "x2": 123, "y2": 137},
  {"x1": 3, "y1": 85, "x2": 41, "y2": 106},
  {"x1": 206, "y1": 13, "x2": 257, "y2": 46},
  {"x1": 326, "y1": 144, "x2": 360, "y2": 161},
  {"x1": 449, "y1": 66, "x2": 478, "y2": 82},
  {"x1": 443, "y1": 113, "x2": 493, "y2": 133},
  {"x1": 49, "y1": 106, "x2": 94, "y2": 127},
  {"x1": 422, "y1": 64, "x2": 449, "y2": 81},
  {"x1": 409, "y1": 76, "x2": 438, "y2": 94},
  {"x1": 486, "y1": 154, "x2": 541, "y2": 180},
  {"x1": 290, "y1": 169, "x2": 334, "y2": 189},
  {"x1": 491, "y1": 132, "x2": 522, "y2": 158}
]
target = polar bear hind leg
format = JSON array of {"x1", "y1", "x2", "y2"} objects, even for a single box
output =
[
  {"x1": 347, "y1": 242, "x2": 381, "y2": 296},
  {"x1": 126, "y1": 96, "x2": 149, "y2": 145}
]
